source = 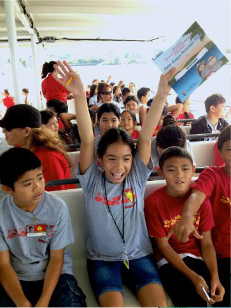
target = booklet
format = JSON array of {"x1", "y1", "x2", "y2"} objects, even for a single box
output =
[{"x1": 153, "y1": 21, "x2": 228, "y2": 102}]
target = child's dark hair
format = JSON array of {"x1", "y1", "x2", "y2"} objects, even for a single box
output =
[
  {"x1": 124, "y1": 95, "x2": 139, "y2": 106},
  {"x1": 204, "y1": 94, "x2": 226, "y2": 113},
  {"x1": 41, "y1": 61, "x2": 57, "y2": 79},
  {"x1": 4, "y1": 89, "x2": 9, "y2": 95},
  {"x1": 40, "y1": 109, "x2": 56, "y2": 125},
  {"x1": 0, "y1": 148, "x2": 42, "y2": 190},
  {"x1": 121, "y1": 110, "x2": 136, "y2": 125},
  {"x1": 46, "y1": 99, "x2": 68, "y2": 117},
  {"x1": 218, "y1": 125, "x2": 231, "y2": 151},
  {"x1": 122, "y1": 87, "x2": 130, "y2": 97},
  {"x1": 90, "y1": 84, "x2": 97, "y2": 98},
  {"x1": 97, "y1": 128, "x2": 136, "y2": 158},
  {"x1": 157, "y1": 114, "x2": 186, "y2": 149},
  {"x1": 97, "y1": 103, "x2": 120, "y2": 121},
  {"x1": 159, "y1": 146, "x2": 193, "y2": 170},
  {"x1": 137, "y1": 87, "x2": 150, "y2": 101},
  {"x1": 22, "y1": 88, "x2": 29, "y2": 94}
]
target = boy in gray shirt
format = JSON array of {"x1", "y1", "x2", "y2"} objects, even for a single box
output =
[{"x1": 0, "y1": 148, "x2": 86, "y2": 307}]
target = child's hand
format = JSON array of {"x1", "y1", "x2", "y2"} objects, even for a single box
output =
[
  {"x1": 210, "y1": 277, "x2": 225, "y2": 302},
  {"x1": 167, "y1": 215, "x2": 203, "y2": 242},
  {"x1": 191, "y1": 274, "x2": 215, "y2": 304},
  {"x1": 156, "y1": 68, "x2": 175, "y2": 99},
  {"x1": 53, "y1": 61, "x2": 86, "y2": 101}
]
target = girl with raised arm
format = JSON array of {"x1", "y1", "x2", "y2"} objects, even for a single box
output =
[{"x1": 54, "y1": 60, "x2": 175, "y2": 307}]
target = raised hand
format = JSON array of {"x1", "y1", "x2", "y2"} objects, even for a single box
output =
[
  {"x1": 53, "y1": 61, "x2": 86, "y2": 101},
  {"x1": 156, "y1": 68, "x2": 175, "y2": 98}
]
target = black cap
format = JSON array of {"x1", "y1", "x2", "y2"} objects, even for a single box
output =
[{"x1": 0, "y1": 104, "x2": 41, "y2": 131}]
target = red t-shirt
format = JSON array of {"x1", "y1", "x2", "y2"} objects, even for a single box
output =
[
  {"x1": 191, "y1": 166, "x2": 230, "y2": 258},
  {"x1": 145, "y1": 187, "x2": 214, "y2": 262},
  {"x1": 214, "y1": 141, "x2": 224, "y2": 166},
  {"x1": 42, "y1": 74, "x2": 69, "y2": 103},
  {"x1": 33, "y1": 146, "x2": 76, "y2": 191},
  {"x1": 153, "y1": 124, "x2": 162, "y2": 136},
  {"x1": 3, "y1": 96, "x2": 15, "y2": 109},
  {"x1": 131, "y1": 129, "x2": 140, "y2": 140},
  {"x1": 176, "y1": 112, "x2": 194, "y2": 120}
]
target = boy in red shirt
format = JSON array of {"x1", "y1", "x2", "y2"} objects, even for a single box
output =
[
  {"x1": 145, "y1": 146, "x2": 224, "y2": 307},
  {"x1": 169, "y1": 125, "x2": 231, "y2": 307}
]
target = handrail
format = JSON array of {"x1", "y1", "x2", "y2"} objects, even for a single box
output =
[
  {"x1": 187, "y1": 133, "x2": 220, "y2": 140},
  {"x1": 45, "y1": 167, "x2": 205, "y2": 187},
  {"x1": 177, "y1": 119, "x2": 197, "y2": 123},
  {"x1": 68, "y1": 133, "x2": 220, "y2": 149}
]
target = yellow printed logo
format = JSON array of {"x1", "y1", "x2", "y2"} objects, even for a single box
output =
[
  {"x1": 126, "y1": 191, "x2": 134, "y2": 202},
  {"x1": 220, "y1": 196, "x2": 231, "y2": 206},
  {"x1": 37, "y1": 226, "x2": 42, "y2": 231}
]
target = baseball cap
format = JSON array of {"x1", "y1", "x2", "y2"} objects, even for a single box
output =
[{"x1": 0, "y1": 104, "x2": 41, "y2": 131}]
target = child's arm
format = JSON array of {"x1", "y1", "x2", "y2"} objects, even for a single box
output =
[
  {"x1": 53, "y1": 61, "x2": 94, "y2": 174},
  {"x1": 167, "y1": 189, "x2": 206, "y2": 242},
  {"x1": 136, "y1": 68, "x2": 175, "y2": 166},
  {"x1": 35, "y1": 248, "x2": 64, "y2": 307},
  {"x1": 155, "y1": 237, "x2": 214, "y2": 303},
  {"x1": 200, "y1": 231, "x2": 225, "y2": 303},
  {"x1": 0, "y1": 251, "x2": 32, "y2": 307},
  {"x1": 60, "y1": 113, "x2": 76, "y2": 132},
  {"x1": 167, "y1": 103, "x2": 183, "y2": 118}
]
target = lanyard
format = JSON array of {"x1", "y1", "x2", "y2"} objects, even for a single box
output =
[{"x1": 103, "y1": 173, "x2": 125, "y2": 245}]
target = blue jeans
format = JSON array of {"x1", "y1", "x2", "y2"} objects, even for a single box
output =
[
  {"x1": 0, "y1": 274, "x2": 87, "y2": 307},
  {"x1": 87, "y1": 254, "x2": 162, "y2": 301}
]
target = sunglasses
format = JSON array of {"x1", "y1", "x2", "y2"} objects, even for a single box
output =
[{"x1": 103, "y1": 91, "x2": 112, "y2": 95}]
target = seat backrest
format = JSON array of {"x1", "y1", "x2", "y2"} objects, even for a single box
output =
[
  {"x1": 181, "y1": 125, "x2": 191, "y2": 134},
  {"x1": 190, "y1": 140, "x2": 215, "y2": 167},
  {"x1": 67, "y1": 151, "x2": 80, "y2": 178}
]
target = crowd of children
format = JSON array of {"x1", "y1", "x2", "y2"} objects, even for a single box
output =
[{"x1": 0, "y1": 60, "x2": 230, "y2": 307}]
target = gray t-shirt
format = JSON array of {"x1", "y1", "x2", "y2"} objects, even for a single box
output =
[
  {"x1": 0, "y1": 192, "x2": 74, "y2": 281},
  {"x1": 76, "y1": 154, "x2": 153, "y2": 261},
  {"x1": 151, "y1": 137, "x2": 196, "y2": 169}
]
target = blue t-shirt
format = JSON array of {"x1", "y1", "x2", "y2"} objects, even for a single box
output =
[
  {"x1": 76, "y1": 154, "x2": 153, "y2": 261},
  {"x1": 0, "y1": 191, "x2": 74, "y2": 281}
]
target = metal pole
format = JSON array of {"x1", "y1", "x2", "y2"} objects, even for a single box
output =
[
  {"x1": 3, "y1": 0, "x2": 22, "y2": 104},
  {"x1": 30, "y1": 34, "x2": 42, "y2": 109}
]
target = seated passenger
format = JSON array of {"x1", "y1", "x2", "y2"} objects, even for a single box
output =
[
  {"x1": 145, "y1": 146, "x2": 224, "y2": 307},
  {"x1": 94, "y1": 103, "x2": 120, "y2": 150},
  {"x1": 137, "y1": 87, "x2": 150, "y2": 125},
  {"x1": 168, "y1": 125, "x2": 231, "y2": 307},
  {"x1": 151, "y1": 114, "x2": 196, "y2": 170},
  {"x1": 190, "y1": 94, "x2": 228, "y2": 141},
  {"x1": 175, "y1": 96, "x2": 194, "y2": 125},
  {"x1": 0, "y1": 148, "x2": 86, "y2": 307},
  {"x1": 0, "y1": 104, "x2": 75, "y2": 191},
  {"x1": 124, "y1": 95, "x2": 140, "y2": 124},
  {"x1": 40, "y1": 109, "x2": 59, "y2": 134},
  {"x1": 52, "y1": 60, "x2": 176, "y2": 307},
  {"x1": 119, "y1": 110, "x2": 140, "y2": 140}
]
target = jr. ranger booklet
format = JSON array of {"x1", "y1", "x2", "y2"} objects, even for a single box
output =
[{"x1": 153, "y1": 21, "x2": 228, "y2": 102}]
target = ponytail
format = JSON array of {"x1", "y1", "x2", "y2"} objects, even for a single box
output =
[{"x1": 41, "y1": 61, "x2": 57, "y2": 79}]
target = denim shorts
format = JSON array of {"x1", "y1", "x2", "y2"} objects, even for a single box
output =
[{"x1": 87, "y1": 254, "x2": 162, "y2": 301}]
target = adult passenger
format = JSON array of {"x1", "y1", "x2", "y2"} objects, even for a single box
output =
[
  {"x1": 2, "y1": 89, "x2": 15, "y2": 109},
  {"x1": 41, "y1": 61, "x2": 70, "y2": 104}
]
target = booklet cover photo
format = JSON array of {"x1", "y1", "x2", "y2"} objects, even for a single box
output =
[{"x1": 153, "y1": 21, "x2": 228, "y2": 102}]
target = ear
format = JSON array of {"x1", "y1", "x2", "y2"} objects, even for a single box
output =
[
  {"x1": 192, "y1": 165, "x2": 196, "y2": 175},
  {"x1": 23, "y1": 127, "x2": 32, "y2": 137},
  {"x1": 1, "y1": 185, "x2": 13, "y2": 195},
  {"x1": 210, "y1": 106, "x2": 215, "y2": 113}
]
